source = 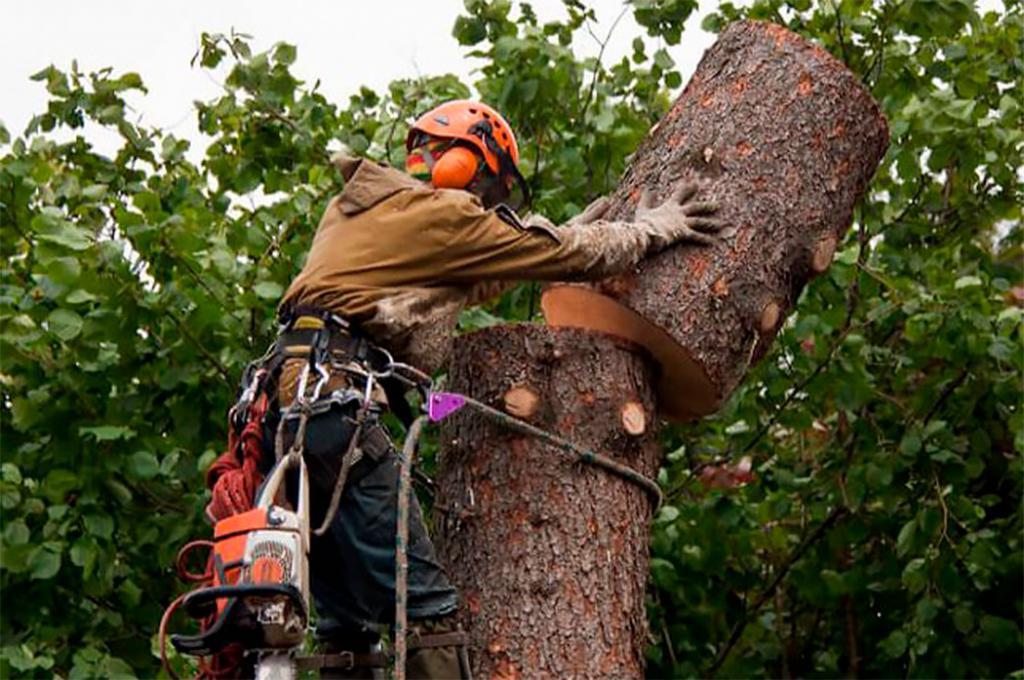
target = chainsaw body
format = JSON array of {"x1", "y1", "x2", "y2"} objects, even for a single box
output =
[{"x1": 173, "y1": 452, "x2": 311, "y2": 656}]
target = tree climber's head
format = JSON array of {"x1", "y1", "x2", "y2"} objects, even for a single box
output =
[{"x1": 405, "y1": 99, "x2": 530, "y2": 209}]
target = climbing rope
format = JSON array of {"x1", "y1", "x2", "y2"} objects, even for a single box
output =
[
  {"x1": 426, "y1": 391, "x2": 663, "y2": 508},
  {"x1": 394, "y1": 416, "x2": 427, "y2": 680}
]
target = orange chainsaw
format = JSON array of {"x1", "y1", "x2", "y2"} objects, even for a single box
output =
[{"x1": 165, "y1": 450, "x2": 311, "y2": 678}]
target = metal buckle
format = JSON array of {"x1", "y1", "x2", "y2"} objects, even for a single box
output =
[{"x1": 330, "y1": 651, "x2": 355, "y2": 671}]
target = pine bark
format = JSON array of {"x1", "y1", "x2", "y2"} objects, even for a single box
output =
[
  {"x1": 434, "y1": 325, "x2": 659, "y2": 679},
  {"x1": 436, "y1": 20, "x2": 888, "y2": 678},
  {"x1": 542, "y1": 20, "x2": 889, "y2": 420}
]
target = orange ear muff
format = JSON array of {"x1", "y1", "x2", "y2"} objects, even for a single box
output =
[{"x1": 431, "y1": 146, "x2": 479, "y2": 189}]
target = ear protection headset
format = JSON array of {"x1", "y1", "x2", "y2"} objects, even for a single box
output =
[
  {"x1": 424, "y1": 144, "x2": 481, "y2": 190},
  {"x1": 408, "y1": 118, "x2": 532, "y2": 208}
]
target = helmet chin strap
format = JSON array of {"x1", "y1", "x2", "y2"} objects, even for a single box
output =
[{"x1": 468, "y1": 120, "x2": 531, "y2": 211}]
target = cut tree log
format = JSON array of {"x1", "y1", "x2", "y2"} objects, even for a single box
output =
[
  {"x1": 435, "y1": 325, "x2": 659, "y2": 679},
  {"x1": 542, "y1": 20, "x2": 889, "y2": 421},
  {"x1": 436, "y1": 20, "x2": 888, "y2": 679}
]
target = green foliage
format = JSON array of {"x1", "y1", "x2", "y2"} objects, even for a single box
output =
[{"x1": 1, "y1": 1, "x2": 1020, "y2": 677}]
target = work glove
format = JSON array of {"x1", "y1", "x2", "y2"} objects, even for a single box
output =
[
  {"x1": 566, "y1": 196, "x2": 613, "y2": 227},
  {"x1": 633, "y1": 181, "x2": 722, "y2": 252}
]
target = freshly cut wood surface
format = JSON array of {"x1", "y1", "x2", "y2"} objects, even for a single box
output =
[{"x1": 543, "y1": 19, "x2": 889, "y2": 420}]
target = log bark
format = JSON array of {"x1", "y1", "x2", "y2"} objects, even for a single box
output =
[
  {"x1": 435, "y1": 325, "x2": 659, "y2": 679},
  {"x1": 436, "y1": 20, "x2": 889, "y2": 679},
  {"x1": 542, "y1": 20, "x2": 889, "y2": 421}
]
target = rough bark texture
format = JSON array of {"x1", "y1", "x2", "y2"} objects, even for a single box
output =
[
  {"x1": 434, "y1": 325, "x2": 659, "y2": 679},
  {"x1": 436, "y1": 20, "x2": 889, "y2": 679},
  {"x1": 542, "y1": 20, "x2": 889, "y2": 420}
]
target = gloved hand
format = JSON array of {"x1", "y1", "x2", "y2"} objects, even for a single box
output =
[
  {"x1": 633, "y1": 182, "x2": 722, "y2": 251},
  {"x1": 566, "y1": 196, "x2": 612, "y2": 227},
  {"x1": 525, "y1": 195, "x2": 612, "y2": 233}
]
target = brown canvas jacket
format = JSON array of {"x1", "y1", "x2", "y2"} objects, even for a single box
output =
[{"x1": 280, "y1": 154, "x2": 649, "y2": 372}]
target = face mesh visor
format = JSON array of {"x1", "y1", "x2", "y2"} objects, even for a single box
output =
[{"x1": 405, "y1": 137, "x2": 449, "y2": 181}]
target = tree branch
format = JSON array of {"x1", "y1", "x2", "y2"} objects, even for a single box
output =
[{"x1": 707, "y1": 505, "x2": 848, "y2": 676}]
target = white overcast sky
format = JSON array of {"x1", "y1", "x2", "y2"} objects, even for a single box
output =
[
  {"x1": 1, "y1": 0, "x2": 1004, "y2": 158},
  {"x1": 0, "y1": 0, "x2": 719, "y2": 157}
]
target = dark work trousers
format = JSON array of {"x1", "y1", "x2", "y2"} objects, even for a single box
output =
[{"x1": 273, "y1": 359, "x2": 458, "y2": 640}]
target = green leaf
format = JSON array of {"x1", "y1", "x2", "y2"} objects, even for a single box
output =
[
  {"x1": 453, "y1": 16, "x2": 486, "y2": 45},
  {"x1": 128, "y1": 451, "x2": 159, "y2": 480},
  {"x1": 101, "y1": 656, "x2": 135, "y2": 677},
  {"x1": 80, "y1": 184, "x2": 108, "y2": 200},
  {"x1": 879, "y1": 629, "x2": 907, "y2": 659},
  {"x1": 4, "y1": 519, "x2": 30, "y2": 546},
  {"x1": 104, "y1": 479, "x2": 133, "y2": 505},
  {"x1": 653, "y1": 48, "x2": 675, "y2": 70},
  {"x1": 900, "y1": 433, "x2": 922, "y2": 457},
  {"x1": 902, "y1": 558, "x2": 928, "y2": 593},
  {"x1": 70, "y1": 537, "x2": 98, "y2": 577},
  {"x1": 980, "y1": 615, "x2": 1021, "y2": 651},
  {"x1": 2, "y1": 644, "x2": 34, "y2": 671},
  {"x1": 274, "y1": 42, "x2": 297, "y2": 66},
  {"x1": 47, "y1": 308, "x2": 84, "y2": 341},
  {"x1": 821, "y1": 569, "x2": 847, "y2": 595},
  {"x1": 254, "y1": 281, "x2": 283, "y2": 300},
  {"x1": 79, "y1": 425, "x2": 136, "y2": 441},
  {"x1": 42, "y1": 469, "x2": 78, "y2": 502},
  {"x1": 37, "y1": 226, "x2": 93, "y2": 251},
  {"x1": 65, "y1": 289, "x2": 98, "y2": 304},
  {"x1": 953, "y1": 605, "x2": 974, "y2": 633},
  {"x1": 84, "y1": 513, "x2": 114, "y2": 540},
  {"x1": 657, "y1": 505, "x2": 680, "y2": 523},
  {"x1": 896, "y1": 519, "x2": 917, "y2": 556},
  {"x1": 28, "y1": 544, "x2": 62, "y2": 580},
  {"x1": 954, "y1": 275, "x2": 983, "y2": 289}
]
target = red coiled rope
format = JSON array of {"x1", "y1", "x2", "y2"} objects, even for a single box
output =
[
  {"x1": 205, "y1": 392, "x2": 269, "y2": 522},
  {"x1": 159, "y1": 385, "x2": 271, "y2": 679}
]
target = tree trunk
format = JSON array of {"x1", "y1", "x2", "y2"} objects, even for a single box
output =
[
  {"x1": 436, "y1": 20, "x2": 889, "y2": 678},
  {"x1": 434, "y1": 325, "x2": 659, "y2": 679},
  {"x1": 542, "y1": 20, "x2": 889, "y2": 421}
]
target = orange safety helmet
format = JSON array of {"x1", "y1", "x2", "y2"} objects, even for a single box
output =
[{"x1": 406, "y1": 100, "x2": 530, "y2": 206}]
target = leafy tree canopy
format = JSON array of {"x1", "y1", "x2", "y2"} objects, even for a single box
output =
[{"x1": 1, "y1": 0, "x2": 1020, "y2": 677}]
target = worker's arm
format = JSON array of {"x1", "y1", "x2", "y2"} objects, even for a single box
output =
[{"x1": 434, "y1": 184, "x2": 721, "y2": 284}]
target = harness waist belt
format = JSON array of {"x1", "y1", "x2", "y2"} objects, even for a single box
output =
[{"x1": 276, "y1": 327, "x2": 367, "y2": 360}]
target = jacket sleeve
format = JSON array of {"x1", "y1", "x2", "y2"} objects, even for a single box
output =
[{"x1": 432, "y1": 191, "x2": 651, "y2": 284}]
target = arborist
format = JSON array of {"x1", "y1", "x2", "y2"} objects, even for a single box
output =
[{"x1": 203, "y1": 99, "x2": 721, "y2": 678}]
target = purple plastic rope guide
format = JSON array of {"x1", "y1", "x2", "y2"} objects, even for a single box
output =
[{"x1": 428, "y1": 392, "x2": 467, "y2": 422}]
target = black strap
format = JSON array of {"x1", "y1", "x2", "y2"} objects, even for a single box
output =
[
  {"x1": 407, "y1": 630, "x2": 468, "y2": 649},
  {"x1": 468, "y1": 120, "x2": 531, "y2": 210},
  {"x1": 295, "y1": 651, "x2": 389, "y2": 671},
  {"x1": 381, "y1": 376, "x2": 415, "y2": 426}
]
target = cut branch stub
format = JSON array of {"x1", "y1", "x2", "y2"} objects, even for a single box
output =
[
  {"x1": 503, "y1": 386, "x2": 539, "y2": 419},
  {"x1": 620, "y1": 401, "x2": 647, "y2": 435},
  {"x1": 812, "y1": 234, "x2": 839, "y2": 273},
  {"x1": 760, "y1": 300, "x2": 781, "y2": 334},
  {"x1": 542, "y1": 20, "x2": 889, "y2": 421}
]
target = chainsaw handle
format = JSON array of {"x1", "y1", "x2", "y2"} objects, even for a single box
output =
[{"x1": 256, "y1": 451, "x2": 310, "y2": 546}]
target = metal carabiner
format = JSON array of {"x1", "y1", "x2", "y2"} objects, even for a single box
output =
[
  {"x1": 309, "y1": 363, "x2": 330, "y2": 402},
  {"x1": 367, "y1": 346, "x2": 395, "y2": 379},
  {"x1": 238, "y1": 368, "x2": 266, "y2": 408},
  {"x1": 293, "y1": 362, "x2": 312, "y2": 406},
  {"x1": 362, "y1": 371, "x2": 377, "y2": 405}
]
